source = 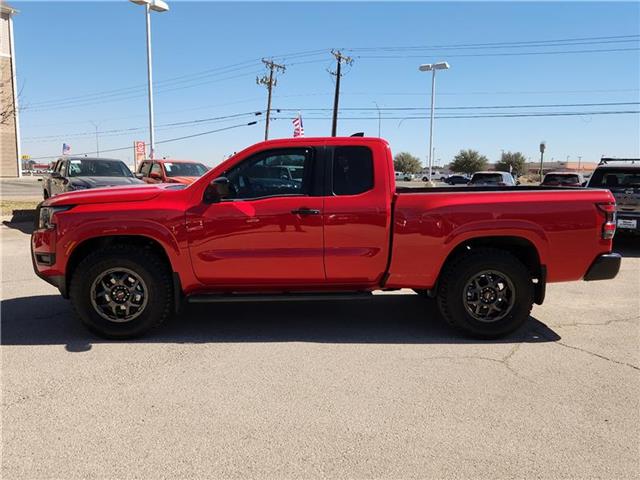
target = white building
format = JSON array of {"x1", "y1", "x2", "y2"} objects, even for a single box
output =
[{"x1": 1, "y1": 2, "x2": 21, "y2": 178}]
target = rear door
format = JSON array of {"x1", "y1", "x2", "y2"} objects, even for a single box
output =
[
  {"x1": 187, "y1": 147, "x2": 325, "y2": 286},
  {"x1": 323, "y1": 144, "x2": 392, "y2": 285}
]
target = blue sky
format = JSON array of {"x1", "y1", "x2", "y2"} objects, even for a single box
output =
[{"x1": 12, "y1": 1, "x2": 640, "y2": 167}]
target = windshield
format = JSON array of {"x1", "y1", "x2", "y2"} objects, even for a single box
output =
[
  {"x1": 589, "y1": 169, "x2": 640, "y2": 189},
  {"x1": 470, "y1": 173, "x2": 505, "y2": 184},
  {"x1": 68, "y1": 159, "x2": 133, "y2": 178},
  {"x1": 543, "y1": 174, "x2": 580, "y2": 184},
  {"x1": 163, "y1": 162, "x2": 208, "y2": 177}
]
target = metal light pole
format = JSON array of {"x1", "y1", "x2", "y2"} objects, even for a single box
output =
[
  {"x1": 539, "y1": 141, "x2": 546, "y2": 182},
  {"x1": 130, "y1": 0, "x2": 169, "y2": 160},
  {"x1": 419, "y1": 62, "x2": 449, "y2": 184}
]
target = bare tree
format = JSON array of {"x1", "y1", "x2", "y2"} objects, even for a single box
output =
[{"x1": 0, "y1": 76, "x2": 19, "y2": 126}]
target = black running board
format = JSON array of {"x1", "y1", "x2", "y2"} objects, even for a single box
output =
[{"x1": 187, "y1": 292, "x2": 373, "y2": 304}]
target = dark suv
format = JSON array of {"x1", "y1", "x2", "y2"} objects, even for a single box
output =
[{"x1": 587, "y1": 158, "x2": 640, "y2": 235}]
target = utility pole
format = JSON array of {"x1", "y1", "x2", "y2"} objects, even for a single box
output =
[
  {"x1": 89, "y1": 121, "x2": 100, "y2": 157},
  {"x1": 329, "y1": 49, "x2": 353, "y2": 137},
  {"x1": 257, "y1": 58, "x2": 285, "y2": 141}
]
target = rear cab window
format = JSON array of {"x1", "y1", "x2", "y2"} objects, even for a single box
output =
[
  {"x1": 331, "y1": 146, "x2": 374, "y2": 195},
  {"x1": 138, "y1": 161, "x2": 152, "y2": 176}
]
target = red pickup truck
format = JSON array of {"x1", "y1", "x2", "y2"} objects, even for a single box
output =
[{"x1": 32, "y1": 137, "x2": 620, "y2": 339}]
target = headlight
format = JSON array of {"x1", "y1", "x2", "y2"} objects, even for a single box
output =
[{"x1": 38, "y1": 206, "x2": 72, "y2": 230}]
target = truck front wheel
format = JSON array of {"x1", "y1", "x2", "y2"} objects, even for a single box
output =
[
  {"x1": 69, "y1": 245, "x2": 173, "y2": 339},
  {"x1": 437, "y1": 248, "x2": 534, "y2": 338}
]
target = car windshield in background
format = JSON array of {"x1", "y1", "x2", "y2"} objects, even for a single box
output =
[
  {"x1": 544, "y1": 174, "x2": 581, "y2": 184},
  {"x1": 470, "y1": 173, "x2": 504, "y2": 184},
  {"x1": 589, "y1": 169, "x2": 640, "y2": 189},
  {"x1": 68, "y1": 159, "x2": 133, "y2": 177},
  {"x1": 164, "y1": 162, "x2": 208, "y2": 177}
]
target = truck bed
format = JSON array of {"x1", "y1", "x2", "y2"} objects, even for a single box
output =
[{"x1": 386, "y1": 186, "x2": 615, "y2": 289}]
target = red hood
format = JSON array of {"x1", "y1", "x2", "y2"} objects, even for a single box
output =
[
  {"x1": 43, "y1": 183, "x2": 176, "y2": 206},
  {"x1": 165, "y1": 176, "x2": 198, "y2": 185}
]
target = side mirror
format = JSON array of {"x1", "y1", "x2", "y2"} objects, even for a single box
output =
[
  {"x1": 134, "y1": 172, "x2": 144, "y2": 179},
  {"x1": 51, "y1": 171, "x2": 62, "y2": 179},
  {"x1": 516, "y1": 180, "x2": 521, "y2": 186},
  {"x1": 204, "y1": 176, "x2": 231, "y2": 203},
  {"x1": 149, "y1": 172, "x2": 162, "y2": 180}
]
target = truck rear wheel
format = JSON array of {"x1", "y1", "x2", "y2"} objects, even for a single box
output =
[
  {"x1": 437, "y1": 248, "x2": 533, "y2": 338},
  {"x1": 69, "y1": 245, "x2": 173, "y2": 339}
]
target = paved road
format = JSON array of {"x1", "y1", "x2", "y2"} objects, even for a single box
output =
[
  {"x1": 1, "y1": 222, "x2": 638, "y2": 479},
  {"x1": 0, "y1": 176, "x2": 43, "y2": 201}
]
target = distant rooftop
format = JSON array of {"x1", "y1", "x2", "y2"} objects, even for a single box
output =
[{"x1": 0, "y1": 3, "x2": 18, "y2": 15}]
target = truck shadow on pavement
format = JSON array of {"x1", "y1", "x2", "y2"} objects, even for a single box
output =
[{"x1": 1, "y1": 294, "x2": 560, "y2": 352}]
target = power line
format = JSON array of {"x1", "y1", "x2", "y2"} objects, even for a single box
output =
[
  {"x1": 346, "y1": 34, "x2": 640, "y2": 51},
  {"x1": 273, "y1": 110, "x2": 639, "y2": 120},
  {"x1": 22, "y1": 49, "x2": 329, "y2": 111},
  {"x1": 23, "y1": 101, "x2": 639, "y2": 142},
  {"x1": 27, "y1": 120, "x2": 261, "y2": 161},
  {"x1": 276, "y1": 101, "x2": 640, "y2": 112},
  {"x1": 354, "y1": 47, "x2": 640, "y2": 59},
  {"x1": 23, "y1": 111, "x2": 264, "y2": 141}
]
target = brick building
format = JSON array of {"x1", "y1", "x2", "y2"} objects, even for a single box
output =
[{"x1": 1, "y1": 2, "x2": 21, "y2": 178}]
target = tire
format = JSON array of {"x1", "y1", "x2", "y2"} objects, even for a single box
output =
[
  {"x1": 69, "y1": 245, "x2": 173, "y2": 339},
  {"x1": 437, "y1": 248, "x2": 533, "y2": 339}
]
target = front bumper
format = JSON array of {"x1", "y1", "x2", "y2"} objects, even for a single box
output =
[
  {"x1": 584, "y1": 253, "x2": 621, "y2": 281},
  {"x1": 31, "y1": 229, "x2": 68, "y2": 297}
]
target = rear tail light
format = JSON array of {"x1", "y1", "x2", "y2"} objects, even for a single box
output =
[{"x1": 597, "y1": 202, "x2": 616, "y2": 240}]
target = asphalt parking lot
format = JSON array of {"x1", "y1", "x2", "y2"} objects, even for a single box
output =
[
  {"x1": 1, "y1": 219, "x2": 638, "y2": 479},
  {"x1": 0, "y1": 176, "x2": 43, "y2": 201}
]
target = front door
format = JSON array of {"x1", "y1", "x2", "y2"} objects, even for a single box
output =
[{"x1": 187, "y1": 147, "x2": 325, "y2": 287}]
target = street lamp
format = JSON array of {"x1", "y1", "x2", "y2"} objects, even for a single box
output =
[
  {"x1": 89, "y1": 121, "x2": 100, "y2": 157},
  {"x1": 539, "y1": 141, "x2": 546, "y2": 181},
  {"x1": 419, "y1": 61, "x2": 449, "y2": 184},
  {"x1": 129, "y1": 0, "x2": 169, "y2": 160},
  {"x1": 372, "y1": 101, "x2": 381, "y2": 137}
]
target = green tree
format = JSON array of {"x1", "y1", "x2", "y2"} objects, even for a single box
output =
[
  {"x1": 450, "y1": 149, "x2": 488, "y2": 174},
  {"x1": 495, "y1": 151, "x2": 526, "y2": 176},
  {"x1": 393, "y1": 152, "x2": 422, "y2": 174}
]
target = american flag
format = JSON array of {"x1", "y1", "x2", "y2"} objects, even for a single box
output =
[
  {"x1": 62, "y1": 143, "x2": 71, "y2": 155},
  {"x1": 292, "y1": 114, "x2": 304, "y2": 137}
]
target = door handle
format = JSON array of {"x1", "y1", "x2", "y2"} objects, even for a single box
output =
[{"x1": 291, "y1": 208, "x2": 320, "y2": 215}]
